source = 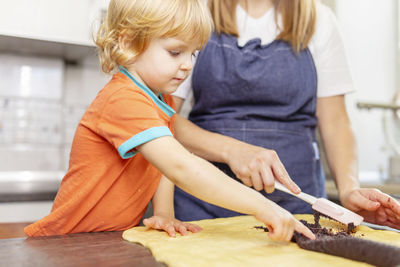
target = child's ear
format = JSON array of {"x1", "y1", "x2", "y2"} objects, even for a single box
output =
[
  {"x1": 118, "y1": 34, "x2": 131, "y2": 51},
  {"x1": 118, "y1": 35, "x2": 137, "y2": 63}
]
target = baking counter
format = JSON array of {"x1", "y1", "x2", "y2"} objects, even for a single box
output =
[{"x1": 0, "y1": 231, "x2": 164, "y2": 267}]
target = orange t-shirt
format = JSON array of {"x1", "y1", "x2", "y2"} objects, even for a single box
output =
[{"x1": 25, "y1": 68, "x2": 176, "y2": 236}]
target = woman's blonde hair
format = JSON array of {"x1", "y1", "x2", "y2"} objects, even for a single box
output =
[
  {"x1": 209, "y1": 0, "x2": 316, "y2": 53},
  {"x1": 95, "y1": 0, "x2": 213, "y2": 73}
]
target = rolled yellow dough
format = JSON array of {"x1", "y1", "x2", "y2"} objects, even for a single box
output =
[{"x1": 122, "y1": 215, "x2": 400, "y2": 267}]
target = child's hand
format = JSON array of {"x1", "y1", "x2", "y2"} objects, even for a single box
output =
[
  {"x1": 143, "y1": 215, "x2": 202, "y2": 237},
  {"x1": 256, "y1": 201, "x2": 316, "y2": 242}
]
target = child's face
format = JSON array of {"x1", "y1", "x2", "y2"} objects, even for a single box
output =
[{"x1": 127, "y1": 37, "x2": 197, "y2": 95}]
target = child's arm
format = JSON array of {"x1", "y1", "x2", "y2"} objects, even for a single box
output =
[
  {"x1": 137, "y1": 136, "x2": 315, "y2": 242},
  {"x1": 173, "y1": 114, "x2": 301, "y2": 194},
  {"x1": 152, "y1": 176, "x2": 175, "y2": 218},
  {"x1": 143, "y1": 176, "x2": 202, "y2": 237}
]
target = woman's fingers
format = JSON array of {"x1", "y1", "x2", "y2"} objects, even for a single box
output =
[
  {"x1": 376, "y1": 207, "x2": 388, "y2": 224},
  {"x1": 257, "y1": 150, "x2": 300, "y2": 194},
  {"x1": 272, "y1": 160, "x2": 300, "y2": 194},
  {"x1": 384, "y1": 207, "x2": 397, "y2": 219},
  {"x1": 249, "y1": 166, "x2": 263, "y2": 191},
  {"x1": 229, "y1": 146, "x2": 301, "y2": 194},
  {"x1": 240, "y1": 175, "x2": 253, "y2": 187},
  {"x1": 260, "y1": 167, "x2": 275, "y2": 193},
  {"x1": 378, "y1": 194, "x2": 400, "y2": 218},
  {"x1": 349, "y1": 189, "x2": 400, "y2": 225}
]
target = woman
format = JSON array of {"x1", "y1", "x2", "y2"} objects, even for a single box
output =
[{"x1": 169, "y1": 0, "x2": 400, "y2": 228}]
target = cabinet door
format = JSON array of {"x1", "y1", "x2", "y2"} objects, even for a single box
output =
[{"x1": 0, "y1": 0, "x2": 108, "y2": 45}]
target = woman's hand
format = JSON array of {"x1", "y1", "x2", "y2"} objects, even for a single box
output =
[
  {"x1": 143, "y1": 215, "x2": 202, "y2": 237},
  {"x1": 226, "y1": 143, "x2": 301, "y2": 194},
  {"x1": 172, "y1": 115, "x2": 300, "y2": 194},
  {"x1": 255, "y1": 200, "x2": 315, "y2": 241},
  {"x1": 340, "y1": 188, "x2": 400, "y2": 229}
]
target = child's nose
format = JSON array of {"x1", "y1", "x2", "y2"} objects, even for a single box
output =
[{"x1": 181, "y1": 56, "x2": 193, "y2": 71}]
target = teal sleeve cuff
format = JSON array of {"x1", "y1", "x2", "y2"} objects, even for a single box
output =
[{"x1": 118, "y1": 126, "x2": 173, "y2": 159}]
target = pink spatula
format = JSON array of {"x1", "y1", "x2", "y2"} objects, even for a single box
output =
[{"x1": 275, "y1": 182, "x2": 363, "y2": 226}]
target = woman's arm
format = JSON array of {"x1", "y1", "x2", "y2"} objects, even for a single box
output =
[
  {"x1": 316, "y1": 95, "x2": 359, "y2": 196},
  {"x1": 137, "y1": 135, "x2": 315, "y2": 241},
  {"x1": 317, "y1": 95, "x2": 400, "y2": 228}
]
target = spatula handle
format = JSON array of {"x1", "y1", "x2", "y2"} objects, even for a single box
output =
[{"x1": 274, "y1": 182, "x2": 317, "y2": 205}]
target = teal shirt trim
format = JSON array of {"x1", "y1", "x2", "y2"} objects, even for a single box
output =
[
  {"x1": 119, "y1": 66, "x2": 176, "y2": 117},
  {"x1": 118, "y1": 126, "x2": 173, "y2": 159}
]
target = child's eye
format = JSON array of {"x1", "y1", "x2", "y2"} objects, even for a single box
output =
[{"x1": 169, "y1": 51, "x2": 181, "y2": 56}]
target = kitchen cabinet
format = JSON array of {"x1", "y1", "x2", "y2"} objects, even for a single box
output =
[
  {"x1": 0, "y1": 0, "x2": 109, "y2": 61},
  {"x1": 0, "y1": 0, "x2": 108, "y2": 45}
]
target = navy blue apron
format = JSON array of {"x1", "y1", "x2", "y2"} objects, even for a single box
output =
[{"x1": 174, "y1": 33, "x2": 327, "y2": 221}]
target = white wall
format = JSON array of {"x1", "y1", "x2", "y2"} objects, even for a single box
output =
[{"x1": 334, "y1": 0, "x2": 398, "y2": 180}]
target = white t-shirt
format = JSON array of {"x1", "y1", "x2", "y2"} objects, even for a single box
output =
[{"x1": 173, "y1": 2, "x2": 354, "y2": 99}]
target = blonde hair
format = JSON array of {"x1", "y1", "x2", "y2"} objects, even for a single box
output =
[
  {"x1": 209, "y1": 0, "x2": 316, "y2": 53},
  {"x1": 95, "y1": 0, "x2": 213, "y2": 74}
]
